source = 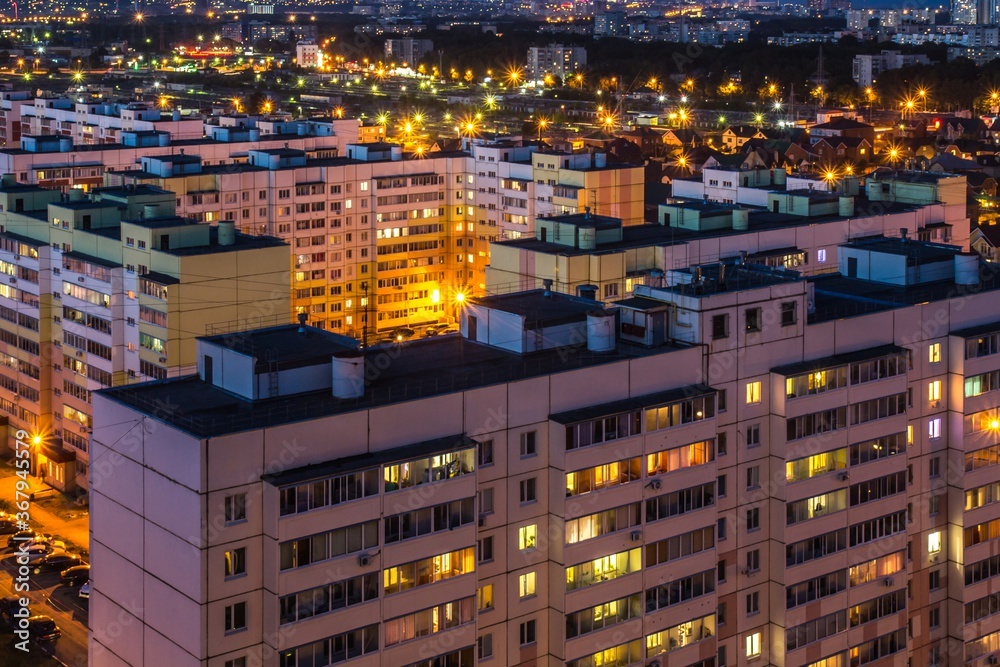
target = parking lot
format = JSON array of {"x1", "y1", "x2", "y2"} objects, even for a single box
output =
[{"x1": 0, "y1": 547, "x2": 89, "y2": 666}]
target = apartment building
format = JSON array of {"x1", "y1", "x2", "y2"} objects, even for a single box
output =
[
  {"x1": 0, "y1": 116, "x2": 358, "y2": 191},
  {"x1": 526, "y1": 44, "x2": 587, "y2": 82},
  {"x1": 851, "y1": 50, "x2": 931, "y2": 87},
  {"x1": 384, "y1": 38, "x2": 434, "y2": 66},
  {"x1": 486, "y1": 171, "x2": 969, "y2": 300},
  {"x1": 98, "y1": 139, "x2": 642, "y2": 338},
  {"x1": 0, "y1": 177, "x2": 288, "y2": 493},
  {"x1": 0, "y1": 88, "x2": 34, "y2": 147},
  {"x1": 16, "y1": 96, "x2": 205, "y2": 146},
  {"x1": 90, "y1": 234, "x2": 1000, "y2": 667}
]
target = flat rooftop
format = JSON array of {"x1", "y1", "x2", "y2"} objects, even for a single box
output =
[
  {"x1": 201, "y1": 324, "x2": 358, "y2": 373},
  {"x1": 868, "y1": 170, "x2": 959, "y2": 184},
  {"x1": 83, "y1": 223, "x2": 286, "y2": 255},
  {"x1": 844, "y1": 236, "x2": 961, "y2": 264},
  {"x1": 500, "y1": 196, "x2": 922, "y2": 257},
  {"x1": 810, "y1": 266, "x2": 1000, "y2": 322},
  {"x1": 100, "y1": 333, "x2": 684, "y2": 438},
  {"x1": 542, "y1": 211, "x2": 621, "y2": 229},
  {"x1": 663, "y1": 262, "x2": 801, "y2": 298},
  {"x1": 472, "y1": 289, "x2": 609, "y2": 328},
  {"x1": 0, "y1": 132, "x2": 331, "y2": 156}
]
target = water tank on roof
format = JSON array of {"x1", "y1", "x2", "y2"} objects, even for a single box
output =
[
  {"x1": 218, "y1": 220, "x2": 236, "y2": 246},
  {"x1": 172, "y1": 110, "x2": 180, "y2": 122},
  {"x1": 68, "y1": 189, "x2": 85, "y2": 202},
  {"x1": 143, "y1": 204, "x2": 160, "y2": 220},
  {"x1": 839, "y1": 196, "x2": 855, "y2": 217},
  {"x1": 58, "y1": 137, "x2": 72, "y2": 153},
  {"x1": 391, "y1": 146, "x2": 403, "y2": 161},
  {"x1": 955, "y1": 252, "x2": 979, "y2": 286},
  {"x1": 249, "y1": 128, "x2": 260, "y2": 142},
  {"x1": 594, "y1": 153, "x2": 607, "y2": 168},
  {"x1": 332, "y1": 352, "x2": 365, "y2": 399},
  {"x1": 158, "y1": 133, "x2": 170, "y2": 147},
  {"x1": 586, "y1": 310, "x2": 616, "y2": 352},
  {"x1": 773, "y1": 168, "x2": 787, "y2": 186},
  {"x1": 732, "y1": 209, "x2": 749, "y2": 230},
  {"x1": 578, "y1": 226, "x2": 596, "y2": 250}
]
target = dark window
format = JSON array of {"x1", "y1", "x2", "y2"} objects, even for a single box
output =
[
  {"x1": 781, "y1": 301, "x2": 797, "y2": 326},
  {"x1": 712, "y1": 314, "x2": 729, "y2": 339}
]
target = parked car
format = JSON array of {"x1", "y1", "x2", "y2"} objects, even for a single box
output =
[
  {"x1": 0, "y1": 596, "x2": 21, "y2": 623},
  {"x1": 0, "y1": 515, "x2": 17, "y2": 535},
  {"x1": 36, "y1": 552, "x2": 83, "y2": 572},
  {"x1": 21, "y1": 543, "x2": 55, "y2": 562},
  {"x1": 26, "y1": 615, "x2": 60, "y2": 641},
  {"x1": 424, "y1": 324, "x2": 450, "y2": 337},
  {"x1": 23, "y1": 537, "x2": 61, "y2": 552},
  {"x1": 78, "y1": 581, "x2": 90, "y2": 599},
  {"x1": 7, "y1": 530, "x2": 38, "y2": 549},
  {"x1": 60, "y1": 564, "x2": 90, "y2": 586}
]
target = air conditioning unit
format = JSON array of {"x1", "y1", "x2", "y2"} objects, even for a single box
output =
[
  {"x1": 650, "y1": 479, "x2": 662, "y2": 490},
  {"x1": 75, "y1": 350, "x2": 82, "y2": 357},
  {"x1": 930, "y1": 554, "x2": 939, "y2": 563},
  {"x1": 77, "y1": 276, "x2": 85, "y2": 283},
  {"x1": 838, "y1": 471, "x2": 850, "y2": 481},
  {"x1": 358, "y1": 554, "x2": 371, "y2": 567},
  {"x1": 478, "y1": 514, "x2": 487, "y2": 528},
  {"x1": 158, "y1": 357, "x2": 167, "y2": 363},
  {"x1": 7, "y1": 276, "x2": 14, "y2": 284},
  {"x1": 629, "y1": 530, "x2": 642, "y2": 542},
  {"x1": 883, "y1": 577, "x2": 894, "y2": 587}
]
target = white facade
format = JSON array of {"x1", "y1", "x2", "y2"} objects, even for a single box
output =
[{"x1": 296, "y1": 41, "x2": 324, "y2": 69}]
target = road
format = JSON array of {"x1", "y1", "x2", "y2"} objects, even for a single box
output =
[{"x1": 0, "y1": 550, "x2": 89, "y2": 667}]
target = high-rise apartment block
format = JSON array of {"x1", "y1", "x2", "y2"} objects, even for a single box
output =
[
  {"x1": 101, "y1": 140, "x2": 642, "y2": 339},
  {"x1": 526, "y1": 44, "x2": 587, "y2": 82},
  {"x1": 91, "y1": 226, "x2": 1000, "y2": 667},
  {"x1": 0, "y1": 177, "x2": 288, "y2": 492},
  {"x1": 851, "y1": 51, "x2": 931, "y2": 88},
  {"x1": 384, "y1": 39, "x2": 434, "y2": 66}
]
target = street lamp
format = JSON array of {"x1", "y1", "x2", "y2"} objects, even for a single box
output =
[{"x1": 537, "y1": 118, "x2": 548, "y2": 141}]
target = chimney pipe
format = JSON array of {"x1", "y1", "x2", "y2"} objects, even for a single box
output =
[
  {"x1": 542, "y1": 278, "x2": 553, "y2": 298},
  {"x1": 297, "y1": 311, "x2": 308, "y2": 333}
]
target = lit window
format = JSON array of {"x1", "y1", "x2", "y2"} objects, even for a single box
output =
[
  {"x1": 519, "y1": 525, "x2": 537, "y2": 550},
  {"x1": 817, "y1": 248, "x2": 827, "y2": 263},
  {"x1": 929, "y1": 418, "x2": 942, "y2": 439},
  {"x1": 477, "y1": 584, "x2": 494, "y2": 611},
  {"x1": 746, "y1": 381, "x2": 762, "y2": 405},
  {"x1": 929, "y1": 380, "x2": 942, "y2": 403},
  {"x1": 519, "y1": 571, "x2": 536, "y2": 598},
  {"x1": 928, "y1": 531, "x2": 942, "y2": 554},
  {"x1": 929, "y1": 343, "x2": 941, "y2": 363},
  {"x1": 745, "y1": 632, "x2": 761, "y2": 659},
  {"x1": 907, "y1": 425, "x2": 914, "y2": 445}
]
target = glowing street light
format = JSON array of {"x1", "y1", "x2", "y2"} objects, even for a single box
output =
[{"x1": 537, "y1": 117, "x2": 548, "y2": 141}]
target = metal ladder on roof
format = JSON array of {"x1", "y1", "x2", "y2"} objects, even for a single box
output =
[{"x1": 266, "y1": 349, "x2": 278, "y2": 397}]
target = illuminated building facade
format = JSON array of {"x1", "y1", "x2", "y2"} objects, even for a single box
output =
[
  {"x1": 0, "y1": 179, "x2": 288, "y2": 492},
  {"x1": 90, "y1": 237, "x2": 1000, "y2": 667}
]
